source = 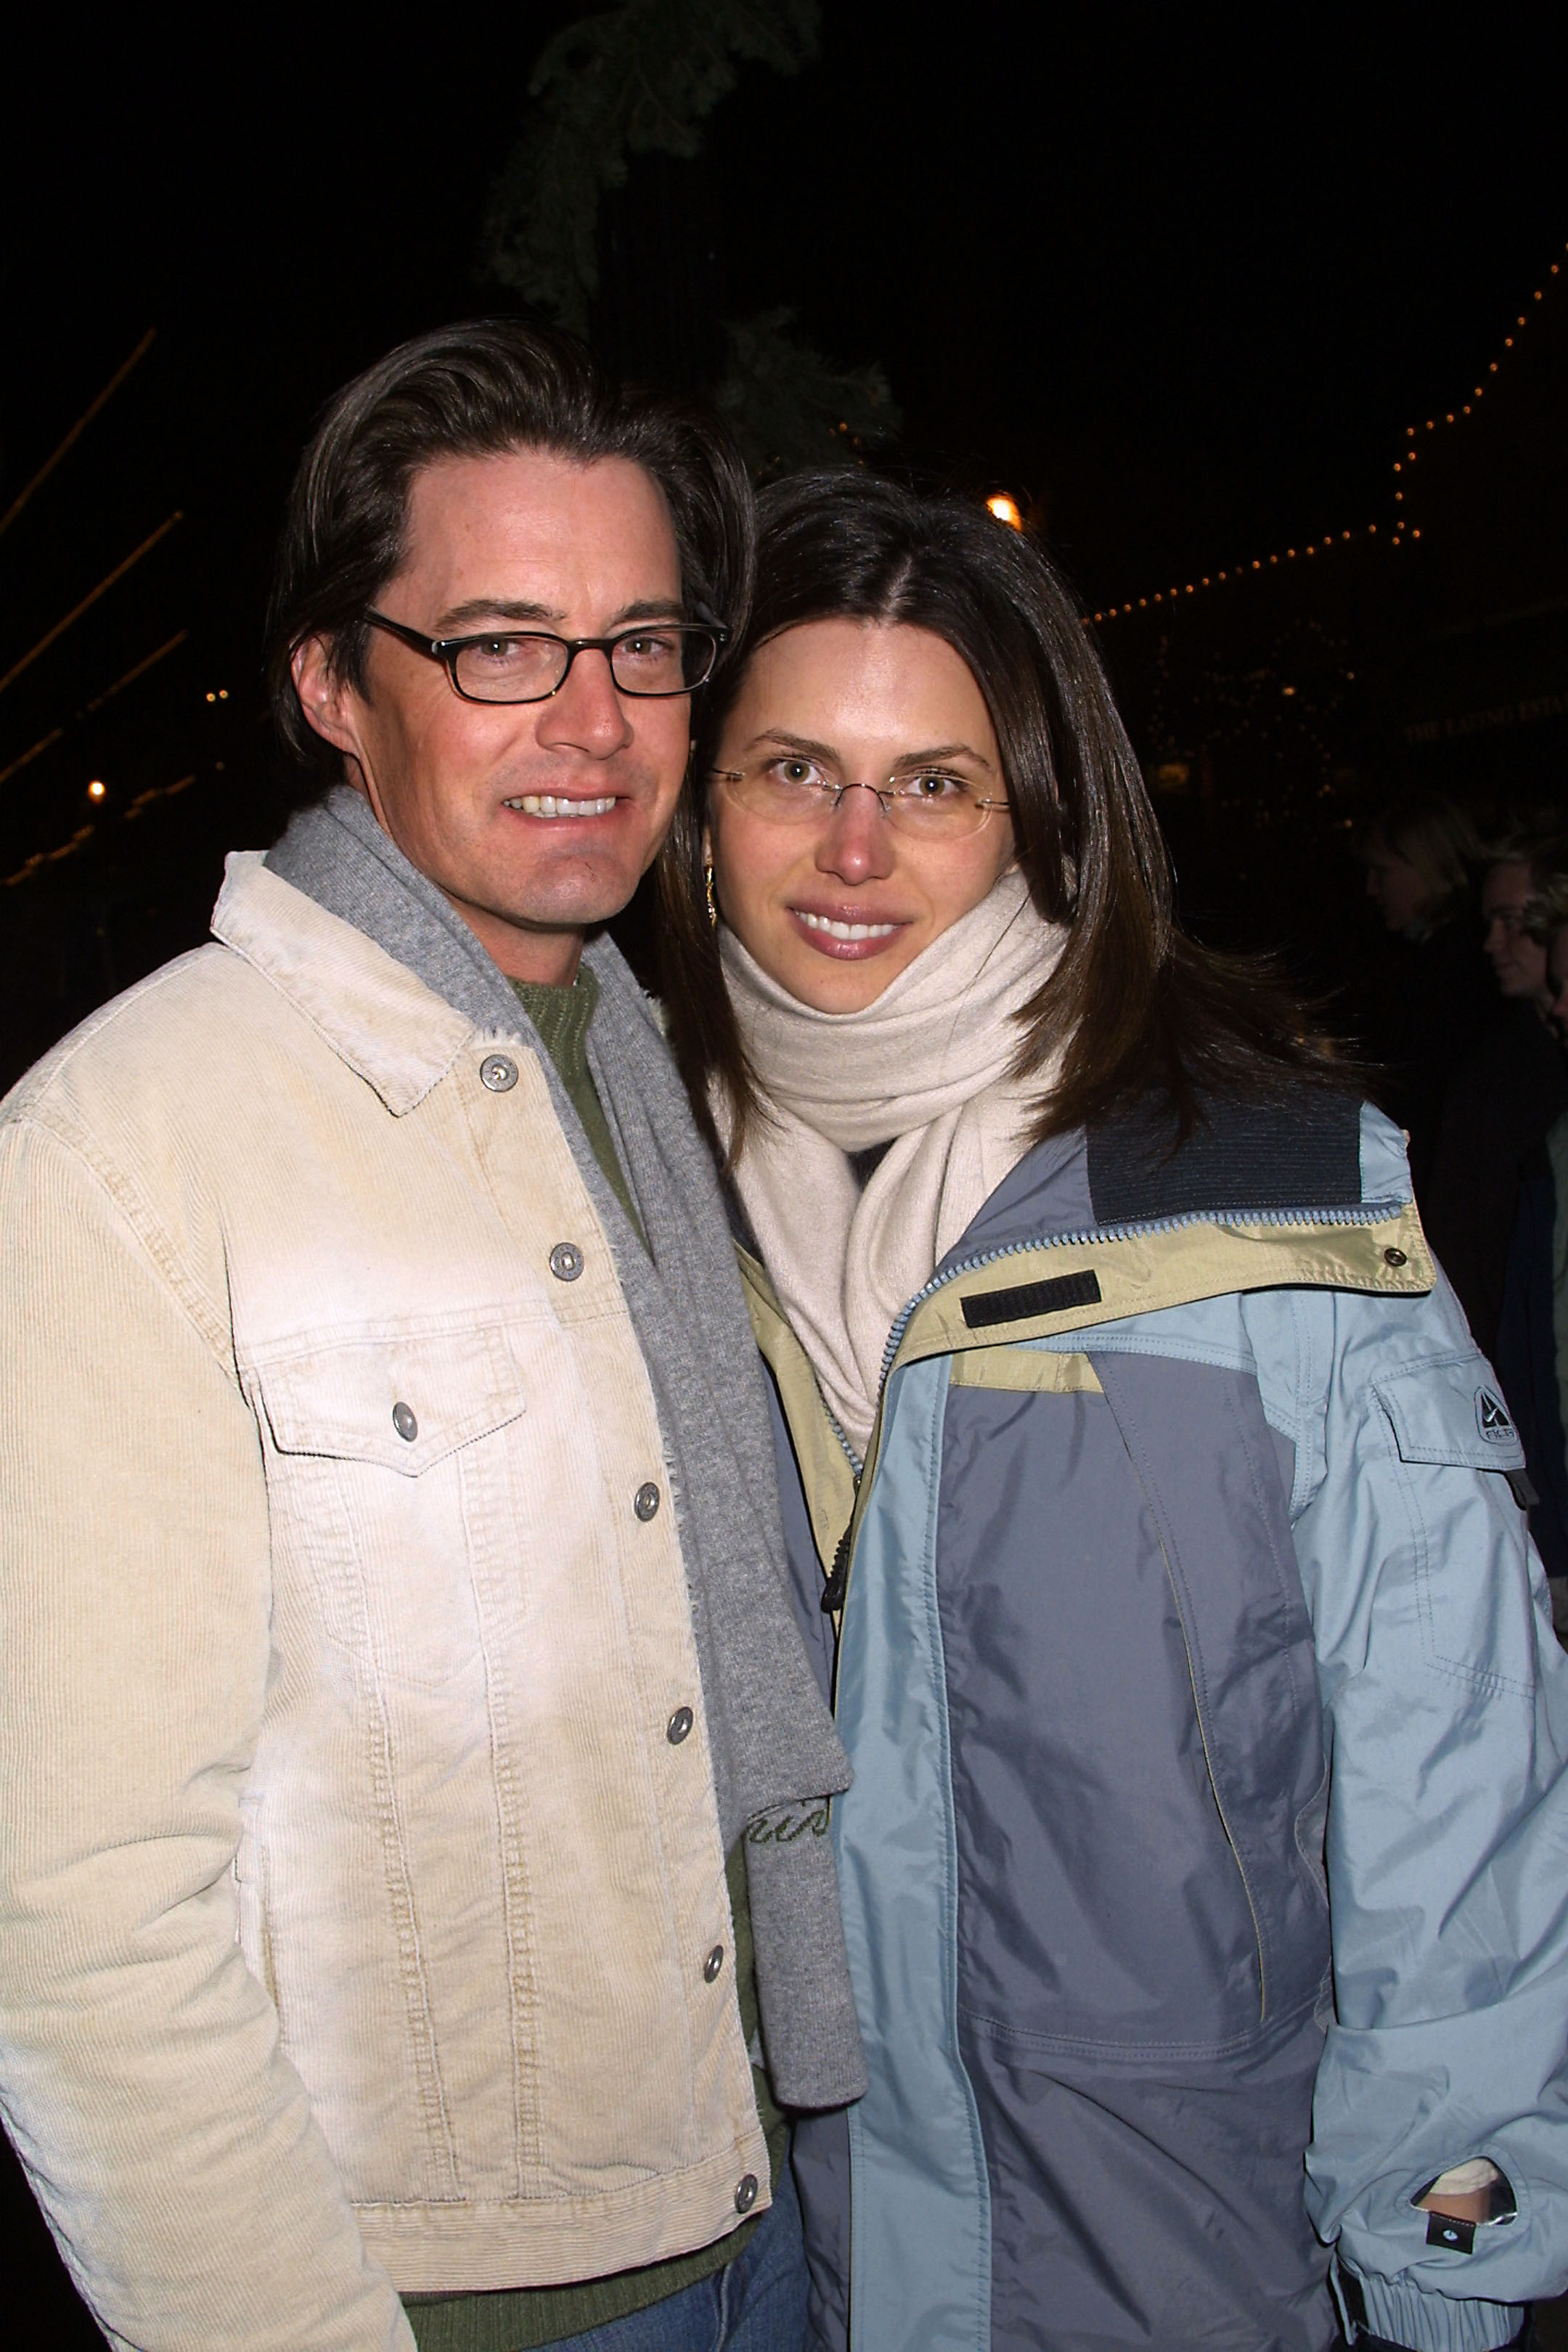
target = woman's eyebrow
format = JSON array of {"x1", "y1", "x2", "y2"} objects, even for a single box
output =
[
  {"x1": 740, "y1": 730, "x2": 996, "y2": 773},
  {"x1": 889, "y1": 741, "x2": 997, "y2": 774},
  {"x1": 741, "y1": 730, "x2": 841, "y2": 761}
]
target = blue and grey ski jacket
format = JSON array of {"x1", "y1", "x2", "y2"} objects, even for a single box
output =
[{"x1": 743, "y1": 1094, "x2": 1568, "y2": 2352}]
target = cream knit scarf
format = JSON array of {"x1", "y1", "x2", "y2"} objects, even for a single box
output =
[{"x1": 720, "y1": 870, "x2": 1067, "y2": 1452}]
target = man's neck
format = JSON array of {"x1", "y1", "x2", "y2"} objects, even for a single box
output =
[{"x1": 443, "y1": 891, "x2": 584, "y2": 987}]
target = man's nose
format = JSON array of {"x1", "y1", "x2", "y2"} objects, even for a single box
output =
[
  {"x1": 814, "y1": 785, "x2": 898, "y2": 882},
  {"x1": 534, "y1": 648, "x2": 634, "y2": 757}
]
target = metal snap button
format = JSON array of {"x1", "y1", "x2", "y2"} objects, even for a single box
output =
[
  {"x1": 391, "y1": 1402, "x2": 418, "y2": 1442},
  {"x1": 703, "y1": 1945, "x2": 725, "y2": 1983},
  {"x1": 666, "y1": 1706, "x2": 693, "y2": 1745},
  {"x1": 549, "y1": 1242, "x2": 584, "y2": 1282},
  {"x1": 1384, "y1": 1246, "x2": 1408, "y2": 1267},
  {"x1": 634, "y1": 1481, "x2": 661, "y2": 1522},
  {"x1": 480, "y1": 1054, "x2": 518, "y2": 1092},
  {"x1": 734, "y1": 2173, "x2": 759, "y2": 2214}
]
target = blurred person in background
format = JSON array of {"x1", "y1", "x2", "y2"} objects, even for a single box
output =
[
  {"x1": 1424, "y1": 833, "x2": 1568, "y2": 1360},
  {"x1": 1361, "y1": 796, "x2": 1491, "y2": 1196},
  {"x1": 1495, "y1": 878, "x2": 1568, "y2": 1632}
]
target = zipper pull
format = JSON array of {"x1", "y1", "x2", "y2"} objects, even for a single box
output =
[{"x1": 822, "y1": 1523, "x2": 853, "y2": 1613}]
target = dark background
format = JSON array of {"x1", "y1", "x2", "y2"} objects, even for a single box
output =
[{"x1": 1, "y1": 10, "x2": 1566, "y2": 2337}]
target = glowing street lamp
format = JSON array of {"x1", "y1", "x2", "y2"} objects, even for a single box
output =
[
  {"x1": 86, "y1": 779, "x2": 107, "y2": 802},
  {"x1": 986, "y1": 493, "x2": 1024, "y2": 531}
]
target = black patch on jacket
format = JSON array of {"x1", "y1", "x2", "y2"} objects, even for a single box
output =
[
  {"x1": 1087, "y1": 1092, "x2": 1363, "y2": 1228},
  {"x1": 963, "y1": 1268, "x2": 1102, "y2": 1330}
]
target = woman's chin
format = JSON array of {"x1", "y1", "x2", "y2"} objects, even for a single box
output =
[{"x1": 772, "y1": 940, "x2": 914, "y2": 1013}]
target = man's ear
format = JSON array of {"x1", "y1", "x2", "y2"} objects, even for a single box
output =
[{"x1": 291, "y1": 636, "x2": 367, "y2": 765}]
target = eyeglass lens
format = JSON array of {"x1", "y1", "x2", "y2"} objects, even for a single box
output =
[
  {"x1": 722, "y1": 762, "x2": 1001, "y2": 839},
  {"x1": 452, "y1": 626, "x2": 716, "y2": 703}
]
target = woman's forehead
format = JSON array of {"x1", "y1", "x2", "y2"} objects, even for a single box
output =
[{"x1": 726, "y1": 618, "x2": 996, "y2": 756}]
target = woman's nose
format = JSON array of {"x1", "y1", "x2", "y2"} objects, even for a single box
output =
[{"x1": 814, "y1": 784, "x2": 897, "y2": 881}]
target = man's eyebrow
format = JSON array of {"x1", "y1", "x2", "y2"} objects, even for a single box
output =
[
  {"x1": 433, "y1": 597, "x2": 563, "y2": 632},
  {"x1": 430, "y1": 596, "x2": 687, "y2": 634},
  {"x1": 740, "y1": 729, "x2": 997, "y2": 773}
]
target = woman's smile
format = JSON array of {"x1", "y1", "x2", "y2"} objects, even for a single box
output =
[{"x1": 789, "y1": 902, "x2": 908, "y2": 957}]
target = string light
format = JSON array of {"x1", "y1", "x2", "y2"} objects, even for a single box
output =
[
  {"x1": 86, "y1": 778, "x2": 106, "y2": 802},
  {"x1": 1089, "y1": 237, "x2": 1566, "y2": 620},
  {"x1": 3, "y1": 825, "x2": 94, "y2": 887}
]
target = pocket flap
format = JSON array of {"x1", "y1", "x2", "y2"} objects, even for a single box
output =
[
  {"x1": 1373, "y1": 1354, "x2": 1526, "y2": 1472},
  {"x1": 256, "y1": 1324, "x2": 526, "y2": 1474}
]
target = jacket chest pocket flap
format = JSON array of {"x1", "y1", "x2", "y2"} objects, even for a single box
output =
[
  {"x1": 1374, "y1": 1353, "x2": 1526, "y2": 1474},
  {"x1": 1373, "y1": 1352, "x2": 1535, "y2": 1694},
  {"x1": 256, "y1": 1323, "x2": 527, "y2": 1474}
]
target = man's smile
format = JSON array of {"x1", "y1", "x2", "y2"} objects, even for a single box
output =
[{"x1": 501, "y1": 793, "x2": 620, "y2": 819}]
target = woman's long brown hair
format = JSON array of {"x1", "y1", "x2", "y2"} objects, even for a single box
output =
[{"x1": 658, "y1": 470, "x2": 1344, "y2": 1169}]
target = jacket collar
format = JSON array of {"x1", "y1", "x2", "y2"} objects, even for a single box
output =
[{"x1": 211, "y1": 852, "x2": 475, "y2": 1115}]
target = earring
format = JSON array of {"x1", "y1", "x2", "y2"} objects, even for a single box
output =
[{"x1": 704, "y1": 860, "x2": 718, "y2": 930}]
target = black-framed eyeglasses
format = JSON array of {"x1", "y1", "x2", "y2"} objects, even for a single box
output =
[{"x1": 364, "y1": 611, "x2": 726, "y2": 704}]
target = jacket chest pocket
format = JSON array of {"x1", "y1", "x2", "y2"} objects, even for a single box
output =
[
  {"x1": 252, "y1": 1323, "x2": 530, "y2": 1690},
  {"x1": 1373, "y1": 1352, "x2": 1537, "y2": 1695}
]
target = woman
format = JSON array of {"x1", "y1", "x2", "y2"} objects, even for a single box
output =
[{"x1": 657, "y1": 474, "x2": 1568, "y2": 2352}]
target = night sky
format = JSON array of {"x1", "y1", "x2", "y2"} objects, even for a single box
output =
[{"x1": 0, "y1": 9, "x2": 1564, "y2": 1066}]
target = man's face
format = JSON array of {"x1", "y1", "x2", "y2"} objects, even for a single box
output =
[
  {"x1": 294, "y1": 449, "x2": 693, "y2": 982},
  {"x1": 1482, "y1": 859, "x2": 1550, "y2": 1007}
]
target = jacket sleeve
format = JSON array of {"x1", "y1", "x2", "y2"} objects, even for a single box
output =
[
  {"x1": 0, "y1": 1119, "x2": 414, "y2": 2352},
  {"x1": 1289, "y1": 1270, "x2": 1568, "y2": 2352}
]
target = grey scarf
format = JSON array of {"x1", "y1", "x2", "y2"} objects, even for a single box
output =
[{"x1": 267, "y1": 787, "x2": 865, "y2": 2109}]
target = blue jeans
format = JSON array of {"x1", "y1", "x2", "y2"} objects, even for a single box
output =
[{"x1": 542, "y1": 2165, "x2": 807, "y2": 2352}]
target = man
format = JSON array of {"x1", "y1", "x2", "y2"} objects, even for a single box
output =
[
  {"x1": 0, "y1": 322, "x2": 864, "y2": 2351},
  {"x1": 1426, "y1": 836, "x2": 1568, "y2": 1359}
]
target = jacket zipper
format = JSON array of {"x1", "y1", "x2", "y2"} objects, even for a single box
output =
[{"x1": 825, "y1": 1197, "x2": 1410, "y2": 1618}]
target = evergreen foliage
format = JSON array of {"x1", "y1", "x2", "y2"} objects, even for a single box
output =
[
  {"x1": 480, "y1": 0, "x2": 899, "y2": 480},
  {"x1": 716, "y1": 309, "x2": 900, "y2": 479},
  {"x1": 482, "y1": 0, "x2": 820, "y2": 335}
]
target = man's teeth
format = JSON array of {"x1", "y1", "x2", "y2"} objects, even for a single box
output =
[
  {"x1": 504, "y1": 795, "x2": 618, "y2": 818},
  {"x1": 796, "y1": 911, "x2": 899, "y2": 941}
]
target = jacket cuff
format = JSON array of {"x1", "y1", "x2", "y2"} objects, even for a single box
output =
[{"x1": 1337, "y1": 2264, "x2": 1522, "y2": 2351}]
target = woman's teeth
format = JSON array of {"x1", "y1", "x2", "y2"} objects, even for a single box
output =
[
  {"x1": 504, "y1": 794, "x2": 618, "y2": 818},
  {"x1": 796, "y1": 911, "x2": 899, "y2": 941}
]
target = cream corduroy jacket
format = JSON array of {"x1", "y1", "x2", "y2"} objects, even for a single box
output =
[{"x1": 0, "y1": 855, "x2": 767, "y2": 2352}]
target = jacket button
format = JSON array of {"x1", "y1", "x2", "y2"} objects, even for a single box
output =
[
  {"x1": 634, "y1": 1481, "x2": 661, "y2": 1522},
  {"x1": 480, "y1": 1054, "x2": 518, "y2": 1093},
  {"x1": 1384, "y1": 1246, "x2": 1408, "y2": 1267},
  {"x1": 703, "y1": 1945, "x2": 725, "y2": 1983},
  {"x1": 666, "y1": 1706, "x2": 693, "y2": 1744},
  {"x1": 391, "y1": 1401, "x2": 418, "y2": 1442},
  {"x1": 549, "y1": 1242, "x2": 584, "y2": 1282},
  {"x1": 734, "y1": 2173, "x2": 759, "y2": 2214}
]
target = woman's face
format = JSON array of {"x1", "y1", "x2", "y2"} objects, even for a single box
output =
[{"x1": 705, "y1": 618, "x2": 1016, "y2": 1013}]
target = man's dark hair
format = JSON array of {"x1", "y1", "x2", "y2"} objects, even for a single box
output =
[
  {"x1": 658, "y1": 469, "x2": 1346, "y2": 1161},
  {"x1": 265, "y1": 318, "x2": 754, "y2": 779}
]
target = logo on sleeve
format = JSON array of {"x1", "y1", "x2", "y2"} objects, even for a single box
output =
[{"x1": 1476, "y1": 1387, "x2": 1515, "y2": 1443}]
